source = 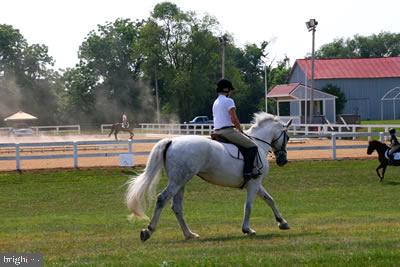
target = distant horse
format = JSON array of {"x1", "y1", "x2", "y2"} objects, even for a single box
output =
[
  {"x1": 126, "y1": 112, "x2": 292, "y2": 242},
  {"x1": 367, "y1": 140, "x2": 400, "y2": 181},
  {"x1": 108, "y1": 123, "x2": 134, "y2": 140}
]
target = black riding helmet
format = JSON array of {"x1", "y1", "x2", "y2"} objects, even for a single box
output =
[
  {"x1": 216, "y1": 79, "x2": 235, "y2": 93},
  {"x1": 389, "y1": 128, "x2": 396, "y2": 135}
]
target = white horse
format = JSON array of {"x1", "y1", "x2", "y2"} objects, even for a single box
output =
[{"x1": 126, "y1": 112, "x2": 292, "y2": 241}]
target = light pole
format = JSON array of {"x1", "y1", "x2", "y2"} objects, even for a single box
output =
[
  {"x1": 265, "y1": 64, "x2": 268, "y2": 112},
  {"x1": 305, "y1": 18, "x2": 318, "y2": 123},
  {"x1": 218, "y1": 34, "x2": 228, "y2": 79},
  {"x1": 154, "y1": 67, "x2": 160, "y2": 124}
]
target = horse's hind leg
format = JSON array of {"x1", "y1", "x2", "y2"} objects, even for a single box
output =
[
  {"x1": 171, "y1": 187, "x2": 199, "y2": 240},
  {"x1": 381, "y1": 165, "x2": 387, "y2": 181},
  {"x1": 257, "y1": 185, "x2": 290, "y2": 230},
  {"x1": 141, "y1": 182, "x2": 187, "y2": 242}
]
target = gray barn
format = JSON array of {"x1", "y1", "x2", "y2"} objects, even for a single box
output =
[{"x1": 288, "y1": 57, "x2": 400, "y2": 120}]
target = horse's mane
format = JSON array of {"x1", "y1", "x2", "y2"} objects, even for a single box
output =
[
  {"x1": 369, "y1": 140, "x2": 389, "y2": 149},
  {"x1": 251, "y1": 112, "x2": 278, "y2": 128}
]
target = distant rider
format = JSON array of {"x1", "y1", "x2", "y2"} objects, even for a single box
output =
[
  {"x1": 122, "y1": 112, "x2": 129, "y2": 129},
  {"x1": 388, "y1": 128, "x2": 400, "y2": 162}
]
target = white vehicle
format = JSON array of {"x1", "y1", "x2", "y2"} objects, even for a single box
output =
[{"x1": 10, "y1": 128, "x2": 34, "y2": 136}]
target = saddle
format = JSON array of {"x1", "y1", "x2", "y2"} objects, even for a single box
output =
[
  {"x1": 211, "y1": 133, "x2": 245, "y2": 160},
  {"x1": 384, "y1": 149, "x2": 400, "y2": 165}
]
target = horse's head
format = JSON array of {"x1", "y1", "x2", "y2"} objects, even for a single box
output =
[
  {"x1": 271, "y1": 119, "x2": 292, "y2": 166},
  {"x1": 249, "y1": 113, "x2": 292, "y2": 167},
  {"x1": 367, "y1": 141, "x2": 375, "y2": 155}
]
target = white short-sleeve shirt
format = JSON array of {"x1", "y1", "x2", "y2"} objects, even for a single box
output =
[{"x1": 212, "y1": 94, "x2": 236, "y2": 129}]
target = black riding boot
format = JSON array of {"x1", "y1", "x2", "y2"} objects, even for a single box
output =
[{"x1": 243, "y1": 147, "x2": 259, "y2": 179}]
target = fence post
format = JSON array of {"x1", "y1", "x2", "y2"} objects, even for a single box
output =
[
  {"x1": 73, "y1": 142, "x2": 78, "y2": 168},
  {"x1": 367, "y1": 127, "x2": 372, "y2": 142},
  {"x1": 331, "y1": 133, "x2": 337, "y2": 160},
  {"x1": 384, "y1": 127, "x2": 388, "y2": 142},
  {"x1": 379, "y1": 132, "x2": 384, "y2": 142},
  {"x1": 15, "y1": 143, "x2": 21, "y2": 171},
  {"x1": 352, "y1": 126, "x2": 356, "y2": 140},
  {"x1": 128, "y1": 139, "x2": 133, "y2": 153}
]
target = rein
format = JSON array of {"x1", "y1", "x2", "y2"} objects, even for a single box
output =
[{"x1": 245, "y1": 130, "x2": 287, "y2": 152}]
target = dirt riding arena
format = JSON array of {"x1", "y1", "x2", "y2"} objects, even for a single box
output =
[{"x1": 0, "y1": 133, "x2": 377, "y2": 171}]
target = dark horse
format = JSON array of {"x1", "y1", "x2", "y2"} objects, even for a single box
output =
[
  {"x1": 367, "y1": 140, "x2": 400, "y2": 181},
  {"x1": 108, "y1": 123, "x2": 134, "y2": 140}
]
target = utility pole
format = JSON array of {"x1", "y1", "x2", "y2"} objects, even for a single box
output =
[
  {"x1": 154, "y1": 67, "x2": 160, "y2": 124},
  {"x1": 265, "y1": 64, "x2": 268, "y2": 112},
  {"x1": 218, "y1": 34, "x2": 228, "y2": 79},
  {"x1": 306, "y1": 19, "x2": 318, "y2": 123}
]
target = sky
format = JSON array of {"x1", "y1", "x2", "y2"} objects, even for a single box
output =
[{"x1": 2, "y1": 0, "x2": 399, "y2": 70}]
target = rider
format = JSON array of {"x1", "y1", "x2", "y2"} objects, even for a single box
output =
[
  {"x1": 388, "y1": 128, "x2": 400, "y2": 162},
  {"x1": 122, "y1": 112, "x2": 129, "y2": 129},
  {"x1": 212, "y1": 78, "x2": 261, "y2": 180}
]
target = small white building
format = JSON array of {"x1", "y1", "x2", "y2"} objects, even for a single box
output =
[{"x1": 267, "y1": 83, "x2": 336, "y2": 124}]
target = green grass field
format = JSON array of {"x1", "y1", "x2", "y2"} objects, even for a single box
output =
[
  {"x1": 1, "y1": 160, "x2": 400, "y2": 266},
  {"x1": 361, "y1": 120, "x2": 400, "y2": 125}
]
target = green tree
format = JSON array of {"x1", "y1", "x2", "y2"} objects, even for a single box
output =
[
  {"x1": 265, "y1": 57, "x2": 291, "y2": 114},
  {"x1": 316, "y1": 32, "x2": 400, "y2": 58},
  {"x1": 0, "y1": 24, "x2": 59, "y2": 125},
  {"x1": 143, "y1": 2, "x2": 221, "y2": 122},
  {"x1": 67, "y1": 18, "x2": 156, "y2": 124},
  {"x1": 232, "y1": 42, "x2": 269, "y2": 121}
]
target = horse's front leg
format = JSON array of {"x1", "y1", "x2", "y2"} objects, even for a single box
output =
[
  {"x1": 376, "y1": 164, "x2": 384, "y2": 181},
  {"x1": 257, "y1": 185, "x2": 290, "y2": 230},
  {"x1": 242, "y1": 181, "x2": 259, "y2": 235}
]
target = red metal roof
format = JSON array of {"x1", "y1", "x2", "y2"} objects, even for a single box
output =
[
  {"x1": 268, "y1": 83, "x2": 299, "y2": 97},
  {"x1": 296, "y1": 57, "x2": 400, "y2": 79}
]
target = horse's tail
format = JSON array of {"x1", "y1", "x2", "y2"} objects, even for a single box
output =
[
  {"x1": 108, "y1": 124, "x2": 115, "y2": 137},
  {"x1": 126, "y1": 138, "x2": 172, "y2": 219}
]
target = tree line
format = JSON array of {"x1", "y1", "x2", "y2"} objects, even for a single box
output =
[{"x1": 1, "y1": 2, "x2": 399, "y2": 127}]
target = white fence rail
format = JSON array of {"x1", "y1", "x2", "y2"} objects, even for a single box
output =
[
  {"x1": 0, "y1": 132, "x2": 389, "y2": 171},
  {"x1": 0, "y1": 139, "x2": 159, "y2": 171},
  {"x1": 0, "y1": 125, "x2": 80, "y2": 135},
  {"x1": 101, "y1": 124, "x2": 113, "y2": 133},
  {"x1": 31, "y1": 125, "x2": 81, "y2": 135},
  {"x1": 138, "y1": 122, "x2": 399, "y2": 141}
]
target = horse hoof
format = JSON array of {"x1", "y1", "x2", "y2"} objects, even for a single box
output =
[
  {"x1": 242, "y1": 228, "x2": 256, "y2": 235},
  {"x1": 279, "y1": 222, "x2": 290, "y2": 230},
  {"x1": 185, "y1": 232, "x2": 200, "y2": 240},
  {"x1": 140, "y1": 229, "x2": 151, "y2": 242}
]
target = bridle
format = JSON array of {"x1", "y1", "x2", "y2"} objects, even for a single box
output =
[{"x1": 247, "y1": 129, "x2": 289, "y2": 154}]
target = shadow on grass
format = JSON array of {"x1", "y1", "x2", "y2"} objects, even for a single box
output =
[
  {"x1": 169, "y1": 231, "x2": 322, "y2": 244},
  {"x1": 382, "y1": 180, "x2": 400, "y2": 186}
]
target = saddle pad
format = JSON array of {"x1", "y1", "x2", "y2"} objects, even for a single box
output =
[
  {"x1": 384, "y1": 150, "x2": 400, "y2": 160},
  {"x1": 222, "y1": 143, "x2": 244, "y2": 160}
]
